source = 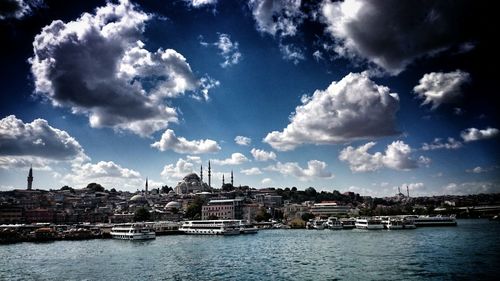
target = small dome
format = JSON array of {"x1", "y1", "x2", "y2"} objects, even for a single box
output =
[
  {"x1": 165, "y1": 201, "x2": 181, "y2": 209},
  {"x1": 130, "y1": 194, "x2": 146, "y2": 202}
]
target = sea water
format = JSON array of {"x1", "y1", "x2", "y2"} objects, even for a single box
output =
[{"x1": 1, "y1": 219, "x2": 499, "y2": 280}]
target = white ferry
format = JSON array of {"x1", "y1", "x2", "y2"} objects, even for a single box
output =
[
  {"x1": 326, "y1": 217, "x2": 343, "y2": 230},
  {"x1": 238, "y1": 221, "x2": 259, "y2": 234},
  {"x1": 110, "y1": 223, "x2": 156, "y2": 240},
  {"x1": 340, "y1": 218, "x2": 356, "y2": 229},
  {"x1": 179, "y1": 220, "x2": 241, "y2": 235},
  {"x1": 407, "y1": 215, "x2": 457, "y2": 226},
  {"x1": 386, "y1": 219, "x2": 404, "y2": 230},
  {"x1": 355, "y1": 218, "x2": 384, "y2": 230}
]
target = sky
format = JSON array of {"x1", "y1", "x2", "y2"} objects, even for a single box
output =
[{"x1": 0, "y1": 0, "x2": 498, "y2": 196}]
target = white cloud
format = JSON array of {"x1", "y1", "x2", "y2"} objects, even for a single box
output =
[
  {"x1": 62, "y1": 161, "x2": 143, "y2": 191},
  {"x1": 443, "y1": 182, "x2": 500, "y2": 195},
  {"x1": 250, "y1": 148, "x2": 277, "y2": 162},
  {"x1": 421, "y1": 137, "x2": 462, "y2": 151},
  {"x1": 0, "y1": 115, "x2": 88, "y2": 169},
  {"x1": 279, "y1": 43, "x2": 305, "y2": 64},
  {"x1": 466, "y1": 166, "x2": 497, "y2": 174},
  {"x1": 339, "y1": 141, "x2": 426, "y2": 172},
  {"x1": 264, "y1": 72, "x2": 399, "y2": 151},
  {"x1": 321, "y1": 0, "x2": 479, "y2": 74},
  {"x1": 151, "y1": 129, "x2": 221, "y2": 154},
  {"x1": 261, "y1": 178, "x2": 273, "y2": 185},
  {"x1": 266, "y1": 160, "x2": 333, "y2": 181},
  {"x1": 413, "y1": 70, "x2": 470, "y2": 109},
  {"x1": 235, "y1": 136, "x2": 252, "y2": 146},
  {"x1": 161, "y1": 158, "x2": 197, "y2": 182},
  {"x1": 248, "y1": 0, "x2": 303, "y2": 37},
  {"x1": 241, "y1": 167, "x2": 263, "y2": 175},
  {"x1": 215, "y1": 33, "x2": 242, "y2": 68},
  {"x1": 186, "y1": 155, "x2": 202, "y2": 164},
  {"x1": 29, "y1": 0, "x2": 215, "y2": 137},
  {"x1": 211, "y1": 153, "x2": 249, "y2": 165},
  {"x1": 461, "y1": 127, "x2": 499, "y2": 142},
  {"x1": 185, "y1": 0, "x2": 217, "y2": 8}
]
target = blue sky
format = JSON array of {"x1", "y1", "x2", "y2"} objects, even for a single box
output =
[{"x1": 0, "y1": 0, "x2": 498, "y2": 196}]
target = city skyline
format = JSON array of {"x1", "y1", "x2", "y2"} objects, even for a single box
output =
[{"x1": 1, "y1": 0, "x2": 498, "y2": 196}]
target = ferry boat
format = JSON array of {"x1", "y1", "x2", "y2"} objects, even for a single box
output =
[
  {"x1": 110, "y1": 223, "x2": 156, "y2": 240},
  {"x1": 386, "y1": 219, "x2": 404, "y2": 230},
  {"x1": 326, "y1": 217, "x2": 343, "y2": 230},
  {"x1": 239, "y1": 221, "x2": 258, "y2": 234},
  {"x1": 407, "y1": 215, "x2": 457, "y2": 226},
  {"x1": 340, "y1": 218, "x2": 356, "y2": 229},
  {"x1": 402, "y1": 219, "x2": 416, "y2": 229},
  {"x1": 179, "y1": 220, "x2": 241, "y2": 235},
  {"x1": 355, "y1": 218, "x2": 384, "y2": 230}
]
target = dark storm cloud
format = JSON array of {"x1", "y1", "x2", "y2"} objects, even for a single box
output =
[
  {"x1": 321, "y1": 0, "x2": 484, "y2": 74},
  {"x1": 29, "y1": 0, "x2": 214, "y2": 136},
  {"x1": 0, "y1": 0, "x2": 41, "y2": 20},
  {"x1": 0, "y1": 115, "x2": 87, "y2": 161}
]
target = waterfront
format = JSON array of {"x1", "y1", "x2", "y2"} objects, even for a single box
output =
[{"x1": 1, "y1": 219, "x2": 499, "y2": 280}]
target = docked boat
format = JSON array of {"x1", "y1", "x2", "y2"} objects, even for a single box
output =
[
  {"x1": 402, "y1": 219, "x2": 416, "y2": 229},
  {"x1": 326, "y1": 217, "x2": 343, "y2": 230},
  {"x1": 239, "y1": 221, "x2": 258, "y2": 234},
  {"x1": 179, "y1": 220, "x2": 241, "y2": 235},
  {"x1": 405, "y1": 215, "x2": 457, "y2": 226},
  {"x1": 386, "y1": 219, "x2": 404, "y2": 230},
  {"x1": 355, "y1": 218, "x2": 384, "y2": 230},
  {"x1": 340, "y1": 218, "x2": 356, "y2": 229},
  {"x1": 312, "y1": 219, "x2": 326, "y2": 230},
  {"x1": 110, "y1": 223, "x2": 156, "y2": 240}
]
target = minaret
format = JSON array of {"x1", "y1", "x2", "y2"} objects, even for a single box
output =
[
  {"x1": 145, "y1": 177, "x2": 149, "y2": 195},
  {"x1": 208, "y1": 161, "x2": 211, "y2": 188},
  {"x1": 200, "y1": 165, "x2": 203, "y2": 182},
  {"x1": 222, "y1": 174, "x2": 225, "y2": 186},
  {"x1": 407, "y1": 186, "x2": 410, "y2": 198},
  {"x1": 231, "y1": 170, "x2": 233, "y2": 186},
  {"x1": 27, "y1": 165, "x2": 33, "y2": 190}
]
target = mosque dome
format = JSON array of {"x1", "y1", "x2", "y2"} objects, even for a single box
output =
[
  {"x1": 129, "y1": 194, "x2": 146, "y2": 202},
  {"x1": 183, "y1": 173, "x2": 200, "y2": 181},
  {"x1": 165, "y1": 201, "x2": 181, "y2": 210}
]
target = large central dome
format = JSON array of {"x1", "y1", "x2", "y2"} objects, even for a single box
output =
[{"x1": 175, "y1": 172, "x2": 210, "y2": 194}]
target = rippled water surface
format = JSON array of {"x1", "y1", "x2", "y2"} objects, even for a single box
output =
[{"x1": 1, "y1": 219, "x2": 499, "y2": 280}]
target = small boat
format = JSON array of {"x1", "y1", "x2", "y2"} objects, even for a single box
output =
[
  {"x1": 355, "y1": 218, "x2": 384, "y2": 230},
  {"x1": 326, "y1": 217, "x2": 343, "y2": 230},
  {"x1": 386, "y1": 219, "x2": 404, "y2": 230},
  {"x1": 110, "y1": 223, "x2": 156, "y2": 240},
  {"x1": 340, "y1": 218, "x2": 356, "y2": 229},
  {"x1": 402, "y1": 219, "x2": 416, "y2": 229},
  {"x1": 312, "y1": 219, "x2": 326, "y2": 230},
  {"x1": 239, "y1": 221, "x2": 258, "y2": 234},
  {"x1": 179, "y1": 220, "x2": 241, "y2": 235}
]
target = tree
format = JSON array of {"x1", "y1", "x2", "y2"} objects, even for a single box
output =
[
  {"x1": 289, "y1": 218, "x2": 305, "y2": 229},
  {"x1": 134, "y1": 207, "x2": 150, "y2": 222},
  {"x1": 161, "y1": 185, "x2": 173, "y2": 193},
  {"x1": 60, "y1": 185, "x2": 74, "y2": 193},
  {"x1": 185, "y1": 196, "x2": 205, "y2": 219},
  {"x1": 86, "y1": 183, "x2": 104, "y2": 192},
  {"x1": 222, "y1": 183, "x2": 234, "y2": 192},
  {"x1": 301, "y1": 212, "x2": 315, "y2": 222},
  {"x1": 255, "y1": 207, "x2": 272, "y2": 222}
]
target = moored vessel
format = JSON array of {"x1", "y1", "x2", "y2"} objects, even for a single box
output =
[
  {"x1": 179, "y1": 220, "x2": 241, "y2": 235},
  {"x1": 110, "y1": 223, "x2": 156, "y2": 240},
  {"x1": 355, "y1": 218, "x2": 384, "y2": 230}
]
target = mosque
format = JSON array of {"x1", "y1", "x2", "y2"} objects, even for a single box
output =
[
  {"x1": 174, "y1": 161, "x2": 235, "y2": 195},
  {"x1": 174, "y1": 161, "x2": 212, "y2": 195}
]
